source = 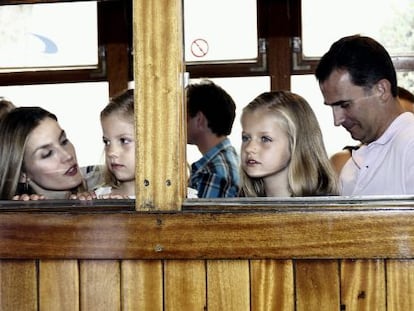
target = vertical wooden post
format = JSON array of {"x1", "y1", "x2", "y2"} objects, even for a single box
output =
[{"x1": 133, "y1": 0, "x2": 186, "y2": 210}]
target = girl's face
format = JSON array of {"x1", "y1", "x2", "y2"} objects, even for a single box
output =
[
  {"x1": 101, "y1": 114, "x2": 135, "y2": 183},
  {"x1": 241, "y1": 108, "x2": 291, "y2": 179},
  {"x1": 23, "y1": 117, "x2": 82, "y2": 190}
]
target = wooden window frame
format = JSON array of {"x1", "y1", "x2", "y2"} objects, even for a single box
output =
[{"x1": 291, "y1": 1, "x2": 414, "y2": 75}]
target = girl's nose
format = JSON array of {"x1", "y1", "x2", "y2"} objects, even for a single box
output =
[
  {"x1": 107, "y1": 144, "x2": 119, "y2": 158},
  {"x1": 244, "y1": 140, "x2": 257, "y2": 154}
]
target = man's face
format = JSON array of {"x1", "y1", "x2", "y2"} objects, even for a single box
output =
[{"x1": 319, "y1": 69, "x2": 382, "y2": 144}]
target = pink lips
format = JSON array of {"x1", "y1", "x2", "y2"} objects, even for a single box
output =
[
  {"x1": 111, "y1": 163, "x2": 124, "y2": 170},
  {"x1": 246, "y1": 159, "x2": 259, "y2": 166},
  {"x1": 65, "y1": 165, "x2": 78, "y2": 176}
]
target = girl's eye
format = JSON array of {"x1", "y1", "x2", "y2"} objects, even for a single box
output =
[
  {"x1": 120, "y1": 137, "x2": 132, "y2": 144},
  {"x1": 102, "y1": 138, "x2": 110, "y2": 146},
  {"x1": 241, "y1": 134, "x2": 250, "y2": 142},
  {"x1": 261, "y1": 136, "x2": 272, "y2": 143}
]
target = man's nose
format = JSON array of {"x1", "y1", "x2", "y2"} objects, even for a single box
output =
[{"x1": 332, "y1": 106, "x2": 345, "y2": 126}]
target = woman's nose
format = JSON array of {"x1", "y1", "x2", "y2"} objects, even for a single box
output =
[{"x1": 60, "y1": 148, "x2": 74, "y2": 162}]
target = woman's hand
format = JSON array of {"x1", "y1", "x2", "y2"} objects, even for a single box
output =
[{"x1": 12, "y1": 194, "x2": 46, "y2": 200}]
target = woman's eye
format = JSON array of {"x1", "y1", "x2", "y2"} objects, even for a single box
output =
[
  {"x1": 61, "y1": 138, "x2": 70, "y2": 146},
  {"x1": 41, "y1": 150, "x2": 53, "y2": 159},
  {"x1": 102, "y1": 138, "x2": 110, "y2": 146}
]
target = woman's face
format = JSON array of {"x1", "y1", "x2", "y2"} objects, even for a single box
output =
[{"x1": 23, "y1": 117, "x2": 82, "y2": 191}]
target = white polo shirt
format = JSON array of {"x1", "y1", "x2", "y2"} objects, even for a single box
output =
[{"x1": 340, "y1": 112, "x2": 414, "y2": 195}]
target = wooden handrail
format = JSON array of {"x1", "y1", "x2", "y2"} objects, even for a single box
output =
[{"x1": 0, "y1": 198, "x2": 413, "y2": 260}]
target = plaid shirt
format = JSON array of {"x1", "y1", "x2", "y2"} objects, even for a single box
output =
[{"x1": 189, "y1": 138, "x2": 240, "y2": 198}]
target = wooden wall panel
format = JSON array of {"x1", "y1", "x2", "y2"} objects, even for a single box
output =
[
  {"x1": 207, "y1": 260, "x2": 250, "y2": 311},
  {"x1": 39, "y1": 260, "x2": 79, "y2": 311},
  {"x1": 80, "y1": 260, "x2": 121, "y2": 311},
  {"x1": 0, "y1": 260, "x2": 37, "y2": 311},
  {"x1": 295, "y1": 260, "x2": 340, "y2": 311},
  {"x1": 250, "y1": 259, "x2": 294, "y2": 311},
  {"x1": 386, "y1": 260, "x2": 414, "y2": 311},
  {"x1": 340, "y1": 259, "x2": 385, "y2": 311},
  {"x1": 164, "y1": 260, "x2": 206, "y2": 310},
  {"x1": 121, "y1": 260, "x2": 163, "y2": 311}
]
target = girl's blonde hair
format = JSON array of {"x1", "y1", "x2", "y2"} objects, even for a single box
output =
[{"x1": 240, "y1": 91, "x2": 339, "y2": 197}]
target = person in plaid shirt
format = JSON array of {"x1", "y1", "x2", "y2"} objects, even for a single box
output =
[{"x1": 186, "y1": 80, "x2": 240, "y2": 198}]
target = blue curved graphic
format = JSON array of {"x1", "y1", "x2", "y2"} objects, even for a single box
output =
[{"x1": 30, "y1": 33, "x2": 58, "y2": 54}]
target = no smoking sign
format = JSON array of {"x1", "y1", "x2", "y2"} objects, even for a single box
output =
[{"x1": 190, "y1": 38, "x2": 209, "y2": 58}]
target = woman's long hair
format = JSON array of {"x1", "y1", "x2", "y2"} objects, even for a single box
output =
[{"x1": 0, "y1": 107, "x2": 59, "y2": 199}]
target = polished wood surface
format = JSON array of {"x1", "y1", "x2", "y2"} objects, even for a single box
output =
[
  {"x1": 133, "y1": 0, "x2": 186, "y2": 211},
  {"x1": 0, "y1": 201, "x2": 413, "y2": 259}
]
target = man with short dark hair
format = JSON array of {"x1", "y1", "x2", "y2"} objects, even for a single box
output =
[
  {"x1": 186, "y1": 80, "x2": 240, "y2": 197},
  {"x1": 316, "y1": 35, "x2": 414, "y2": 195}
]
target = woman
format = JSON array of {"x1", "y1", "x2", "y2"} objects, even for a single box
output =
[{"x1": 0, "y1": 106, "x2": 102, "y2": 200}]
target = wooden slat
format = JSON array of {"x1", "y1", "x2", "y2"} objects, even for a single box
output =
[
  {"x1": 0, "y1": 260, "x2": 37, "y2": 310},
  {"x1": 250, "y1": 259, "x2": 294, "y2": 311},
  {"x1": 164, "y1": 260, "x2": 206, "y2": 310},
  {"x1": 39, "y1": 260, "x2": 79, "y2": 311},
  {"x1": 386, "y1": 260, "x2": 414, "y2": 311},
  {"x1": 133, "y1": 0, "x2": 185, "y2": 211},
  {"x1": 0, "y1": 209, "x2": 413, "y2": 259},
  {"x1": 80, "y1": 260, "x2": 121, "y2": 311},
  {"x1": 207, "y1": 260, "x2": 250, "y2": 311},
  {"x1": 295, "y1": 260, "x2": 340, "y2": 311},
  {"x1": 340, "y1": 259, "x2": 385, "y2": 311},
  {"x1": 121, "y1": 260, "x2": 163, "y2": 311}
]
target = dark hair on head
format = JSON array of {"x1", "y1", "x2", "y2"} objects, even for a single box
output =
[
  {"x1": 0, "y1": 107, "x2": 58, "y2": 199},
  {"x1": 315, "y1": 35, "x2": 398, "y2": 97},
  {"x1": 186, "y1": 80, "x2": 236, "y2": 136}
]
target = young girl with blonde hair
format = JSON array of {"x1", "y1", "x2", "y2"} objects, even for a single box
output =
[
  {"x1": 95, "y1": 88, "x2": 136, "y2": 198},
  {"x1": 240, "y1": 90, "x2": 339, "y2": 197}
]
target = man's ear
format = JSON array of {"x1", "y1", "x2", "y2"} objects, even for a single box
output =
[
  {"x1": 196, "y1": 111, "x2": 207, "y2": 128},
  {"x1": 375, "y1": 79, "x2": 392, "y2": 101}
]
